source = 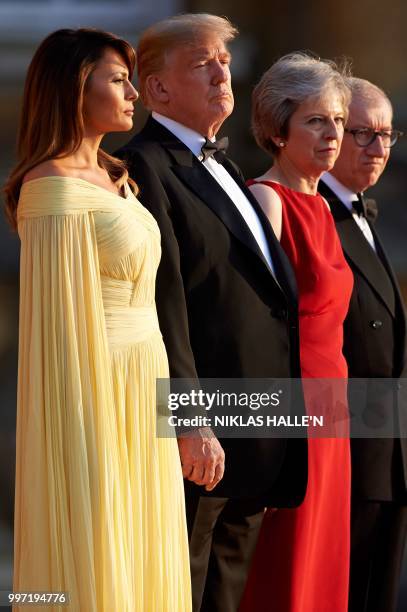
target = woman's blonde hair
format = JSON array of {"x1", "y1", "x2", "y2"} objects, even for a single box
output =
[
  {"x1": 4, "y1": 27, "x2": 136, "y2": 230},
  {"x1": 137, "y1": 13, "x2": 238, "y2": 107},
  {"x1": 252, "y1": 51, "x2": 351, "y2": 157}
]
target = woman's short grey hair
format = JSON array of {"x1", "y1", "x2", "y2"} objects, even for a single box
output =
[{"x1": 252, "y1": 52, "x2": 352, "y2": 156}]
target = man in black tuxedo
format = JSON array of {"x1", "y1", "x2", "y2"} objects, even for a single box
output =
[
  {"x1": 319, "y1": 77, "x2": 407, "y2": 612},
  {"x1": 116, "y1": 13, "x2": 307, "y2": 612}
]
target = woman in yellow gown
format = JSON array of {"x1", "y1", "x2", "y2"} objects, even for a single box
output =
[{"x1": 4, "y1": 28, "x2": 191, "y2": 611}]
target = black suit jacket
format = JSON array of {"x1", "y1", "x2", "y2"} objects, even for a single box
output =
[
  {"x1": 319, "y1": 180, "x2": 407, "y2": 502},
  {"x1": 116, "y1": 117, "x2": 307, "y2": 504}
]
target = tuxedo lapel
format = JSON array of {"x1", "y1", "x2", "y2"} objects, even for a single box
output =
[
  {"x1": 172, "y1": 160, "x2": 273, "y2": 273},
  {"x1": 319, "y1": 181, "x2": 395, "y2": 317},
  {"x1": 371, "y1": 225, "x2": 402, "y2": 295},
  {"x1": 222, "y1": 157, "x2": 298, "y2": 304},
  {"x1": 140, "y1": 118, "x2": 293, "y2": 299}
]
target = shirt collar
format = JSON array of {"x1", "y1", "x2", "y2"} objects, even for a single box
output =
[
  {"x1": 321, "y1": 172, "x2": 359, "y2": 212},
  {"x1": 152, "y1": 112, "x2": 209, "y2": 159}
]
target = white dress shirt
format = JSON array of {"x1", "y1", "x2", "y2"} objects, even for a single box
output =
[
  {"x1": 152, "y1": 112, "x2": 277, "y2": 275},
  {"x1": 321, "y1": 172, "x2": 377, "y2": 252}
]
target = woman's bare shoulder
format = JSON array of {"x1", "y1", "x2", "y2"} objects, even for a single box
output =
[
  {"x1": 22, "y1": 160, "x2": 71, "y2": 183},
  {"x1": 248, "y1": 181, "x2": 282, "y2": 212},
  {"x1": 249, "y1": 179, "x2": 283, "y2": 240}
]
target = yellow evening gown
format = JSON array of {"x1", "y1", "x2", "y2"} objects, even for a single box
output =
[{"x1": 14, "y1": 176, "x2": 192, "y2": 611}]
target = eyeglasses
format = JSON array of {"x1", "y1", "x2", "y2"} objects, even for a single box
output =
[{"x1": 344, "y1": 128, "x2": 403, "y2": 148}]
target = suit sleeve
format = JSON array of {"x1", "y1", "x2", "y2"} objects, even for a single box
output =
[{"x1": 122, "y1": 149, "x2": 199, "y2": 381}]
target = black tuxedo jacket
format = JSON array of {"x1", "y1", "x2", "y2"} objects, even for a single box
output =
[
  {"x1": 116, "y1": 117, "x2": 307, "y2": 504},
  {"x1": 319, "y1": 180, "x2": 407, "y2": 502}
]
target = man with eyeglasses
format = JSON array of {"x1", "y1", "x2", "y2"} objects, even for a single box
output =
[{"x1": 319, "y1": 77, "x2": 407, "y2": 612}]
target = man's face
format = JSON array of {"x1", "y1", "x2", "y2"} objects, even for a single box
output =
[
  {"x1": 155, "y1": 36, "x2": 234, "y2": 137},
  {"x1": 330, "y1": 95, "x2": 393, "y2": 193}
]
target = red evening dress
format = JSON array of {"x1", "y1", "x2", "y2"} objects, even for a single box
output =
[{"x1": 240, "y1": 181, "x2": 353, "y2": 612}]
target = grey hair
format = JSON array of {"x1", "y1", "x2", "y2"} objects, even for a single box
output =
[
  {"x1": 347, "y1": 76, "x2": 392, "y2": 115},
  {"x1": 252, "y1": 51, "x2": 352, "y2": 156},
  {"x1": 137, "y1": 13, "x2": 238, "y2": 105}
]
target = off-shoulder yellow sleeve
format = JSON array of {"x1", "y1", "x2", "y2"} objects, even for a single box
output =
[{"x1": 15, "y1": 210, "x2": 131, "y2": 611}]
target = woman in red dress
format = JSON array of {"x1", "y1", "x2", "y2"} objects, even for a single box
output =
[{"x1": 240, "y1": 53, "x2": 353, "y2": 612}]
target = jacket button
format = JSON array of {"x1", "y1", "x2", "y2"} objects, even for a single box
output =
[{"x1": 370, "y1": 320, "x2": 382, "y2": 329}]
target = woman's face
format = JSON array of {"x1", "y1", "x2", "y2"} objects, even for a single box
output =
[
  {"x1": 278, "y1": 90, "x2": 346, "y2": 178},
  {"x1": 83, "y1": 47, "x2": 138, "y2": 136}
]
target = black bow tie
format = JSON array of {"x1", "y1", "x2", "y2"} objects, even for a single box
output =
[
  {"x1": 353, "y1": 193, "x2": 367, "y2": 216},
  {"x1": 200, "y1": 136, "x2": 229, "y2": 162},
  {"x1": 353, "y1": 193, "x2": 378, "y2": 223}
]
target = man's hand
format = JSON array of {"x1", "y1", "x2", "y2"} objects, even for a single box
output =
[{"x1": 177, "y1": 427, "x2": 225, "y2": 491}]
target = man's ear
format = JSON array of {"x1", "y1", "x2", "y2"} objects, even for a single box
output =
[{"x1": 145, "y1": 74, "x2": 170, "y2": 104}]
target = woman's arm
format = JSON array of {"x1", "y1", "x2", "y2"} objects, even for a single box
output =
[{"x1": 248, "y1": 183, "x2": 283, "y2": 241}]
